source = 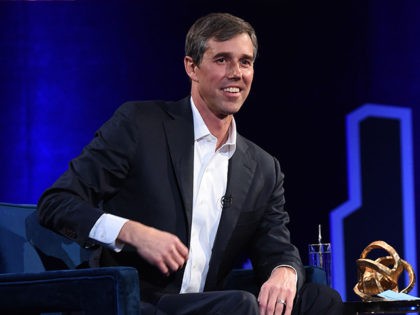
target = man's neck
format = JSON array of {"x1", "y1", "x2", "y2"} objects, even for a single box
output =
[{"x1": 192, "y1": 98, "x2": 232, "y2": 150}]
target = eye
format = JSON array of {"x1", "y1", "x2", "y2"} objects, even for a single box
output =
[
  {"x1": 216, "y1": 57, "x2": 226, "y2": 64},
  {"x1": 240, "y1": 58, "x2": 253, "y2": 67}
]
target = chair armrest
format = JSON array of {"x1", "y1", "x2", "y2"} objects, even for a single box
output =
[
  {"x1": 304, "y1": 265, "x2": 327, "y2": 285},
  {"x1": 0, "y1": 266, "x2": 140, "y2": 315}
]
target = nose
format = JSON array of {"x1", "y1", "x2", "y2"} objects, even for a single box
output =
[{"x1": 227, "y1": 61, "x2": 242, "y2": 79}]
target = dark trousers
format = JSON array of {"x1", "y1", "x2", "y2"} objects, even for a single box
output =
[
  {"x1": 141, "y1": 283, "x2": 343, "y2": 315},
  {"x1": 293, "y1": 283, "x2": 343, "y2": 315}
]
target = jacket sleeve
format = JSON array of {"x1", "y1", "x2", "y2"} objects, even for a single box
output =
[
  {"x1": 250, "y1": 156, "x2": 306, "y2": 290},
  {"x1": 37, "y1": 102, "x2": 138, "y2": 247}
]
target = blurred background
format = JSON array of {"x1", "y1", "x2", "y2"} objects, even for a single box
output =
[{"x1": 1, "y1": 0, "x2": 419, "y2": 301}]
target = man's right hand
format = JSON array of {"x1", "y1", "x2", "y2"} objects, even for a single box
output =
[{"x1": 117, "y1": 220, "x2": 189, "y2": 275}]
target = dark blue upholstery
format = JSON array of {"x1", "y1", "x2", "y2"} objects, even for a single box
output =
[
  {"x1": 25, "y1": 208, "x2": 93, "y2": 270},
  {"x1": 0, "y1": 267, "x2": 140, "y2": 314},
  {"x1": 304, "y1": 265, "x2": 328, "y2": 285},
  {"x1": 0, "y1": 202, "x2": 140, "y2": 315},
  {"x1": 0, "y1": 203, "x2": 44, "y2": 273}
]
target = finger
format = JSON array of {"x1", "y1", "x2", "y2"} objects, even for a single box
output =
[
  {"x1": 165, "y1": 258, "x2": 180, "y2": 273},
  {"x1": 156, "y1": 260, "x2": 169, "y2": 275},
  {"x1": 172, "y1": 245, "x2": 188, "y2": 266},
  {"x1": 284, "y1": 301, "x2": 293, "y2": 315},
  {"x1": 175, "y1": 240, "x2": 189, "y2": 259},
  {"x1": 266, "y1": 295, "x2": 277, "y2": 315},
  {"x1": 165, "y1": 246, "x2": 188, "y2": 271},
  {"x1": 258, "y1": 285, "x2": 275, "y2": 315},
  {"x1": 260, "y1": 291, "x2": 277, "y2": 315},
  {"x1": 257, "y1": 289, "x2": 268, "y2": 314},
  {"x1": 278, "y1": 295, "x2": 294, "y2": 315},
  {"x1": 275, "y1": 298, "x2": 286, "y2": 315}
]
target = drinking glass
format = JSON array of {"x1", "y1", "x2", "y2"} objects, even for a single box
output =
[{"x1": 308, "y1": 243, "x2": 332, "y2": 287}]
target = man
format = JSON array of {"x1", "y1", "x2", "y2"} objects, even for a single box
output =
[{"x1": 38, "y1": 12, "x2": 342, "y2": 315}]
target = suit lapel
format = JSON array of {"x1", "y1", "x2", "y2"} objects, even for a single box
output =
[
  {"x1": 205, "y1": 135, "x2": 258, "y2": 288},
  {"x1": 162, "y1": 98, "x2": 195, "y2": 233},
  {"x1": 163, "y1": 102, "x2": 259, "y2": 287}
]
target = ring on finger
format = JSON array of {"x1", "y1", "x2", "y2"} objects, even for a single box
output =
[{"x1": 277, "y1": 299, "x2": 286, "y2": 305}]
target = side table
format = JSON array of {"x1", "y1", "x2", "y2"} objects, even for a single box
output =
[{"x1": 344, "y1": 300, "x2": 420, "y2": 314}]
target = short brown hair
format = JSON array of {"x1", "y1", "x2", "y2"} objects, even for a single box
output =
[{"x1": 185, "y1": 12, "x2": 258, "y2": 65}]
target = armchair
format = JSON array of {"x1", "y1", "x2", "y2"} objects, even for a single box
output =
[{"x1": 0, "y1": 202, "x2": 140, "y2": 315}]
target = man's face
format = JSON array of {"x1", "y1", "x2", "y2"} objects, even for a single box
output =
[{"x1": 190, "y1": 33, "x2": 254, "y2": 118}]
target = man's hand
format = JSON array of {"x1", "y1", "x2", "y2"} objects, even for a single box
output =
[
  {"x1": 258, "y1": 266, "x2": 297, "y2": 315},
  {"x1": 117, "y1": 220, "x2": 189, "y2": 275}
]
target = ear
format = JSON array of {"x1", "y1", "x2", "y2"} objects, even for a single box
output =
[{"x1": 184, "y1": 56, "x2": 198, "y2": 82}]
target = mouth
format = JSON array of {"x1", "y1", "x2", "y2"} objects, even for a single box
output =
[{"x1": 222, "y1": 87, "x2": 241, "y2": 94}]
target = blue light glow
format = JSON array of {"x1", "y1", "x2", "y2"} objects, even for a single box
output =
[{"x1": 330, "y1": 104, "x2": 417, "y2": 300}]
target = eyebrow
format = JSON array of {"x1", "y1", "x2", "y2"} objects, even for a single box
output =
[{"x1": 212, "y1": 52, "x2": 254, "y2": 61}]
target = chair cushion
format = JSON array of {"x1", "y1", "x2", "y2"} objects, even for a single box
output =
[{"x1": 0, "y1": 266, "x2": 140, "y2": 315}]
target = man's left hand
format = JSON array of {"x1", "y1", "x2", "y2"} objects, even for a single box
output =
[{"x1": 257, "y1": 266, "x2": 297, "y2": 315}]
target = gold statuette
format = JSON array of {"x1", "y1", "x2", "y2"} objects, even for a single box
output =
[{"x1": 354, "y1": 240, "x2": 416, "y2": 301}]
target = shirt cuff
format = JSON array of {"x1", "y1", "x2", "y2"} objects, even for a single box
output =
[{"x1": 89, "y1": 213, "x2": 129, "y2": 252}]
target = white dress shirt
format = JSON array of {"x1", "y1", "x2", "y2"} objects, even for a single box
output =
[{"x1": 180, "y1": 99, "x2": 236, "y2": 293}]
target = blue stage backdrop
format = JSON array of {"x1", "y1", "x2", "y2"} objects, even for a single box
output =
[{"x1": 1, "y1": 0, "x2": 419, "y2": 300}]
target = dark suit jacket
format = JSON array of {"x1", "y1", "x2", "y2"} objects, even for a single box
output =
[{"x1": 38, "y1": 96, "x2": 305, "y2": 303}]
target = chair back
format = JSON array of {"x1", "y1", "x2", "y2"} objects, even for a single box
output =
[
  {"x1": 25, "y1": 210, "x2": 93, "y2": 270},
  {"x1": 0, "y1": 202, "x2": 92, "y2": 273},
  {"x1": 0, "y1": 202, "x2": 44, "y2": 273},
  {"x1": 0, "y1": 202, "x2": 141, "y2": 315}
]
